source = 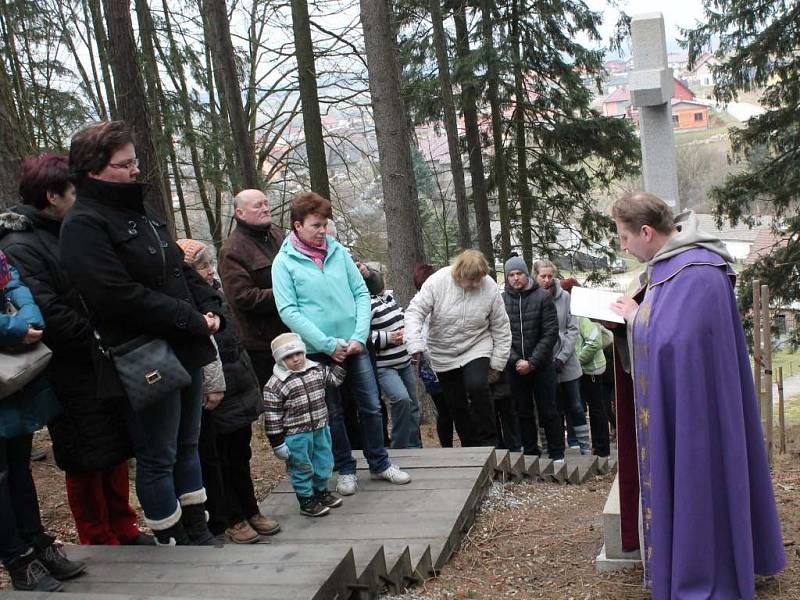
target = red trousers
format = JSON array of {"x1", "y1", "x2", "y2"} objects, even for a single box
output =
[{"x1": 65, "y1": 461, "x2": 140, "y2": 545}]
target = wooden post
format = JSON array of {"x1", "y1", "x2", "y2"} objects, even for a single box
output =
[
  {"x1": 752, "y1": 280, "x2": 763, "y2": 430},
  {"x1": 761, "y1": 284, "x2": 773, "y2": 466},
  {"x1": 778, "y1": 366, "x2": 786, "y2": 455}
]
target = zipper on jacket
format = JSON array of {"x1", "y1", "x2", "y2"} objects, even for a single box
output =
[{"x1": 518, "y1": 295, "x2": 525, "y2": 360}]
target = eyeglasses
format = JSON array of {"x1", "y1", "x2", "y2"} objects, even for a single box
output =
[{"x1": 108, "y1": 158, "x2": 140, "y2": 170}]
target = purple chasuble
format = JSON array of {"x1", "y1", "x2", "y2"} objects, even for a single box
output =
[{"x1": 631, "y1": 246, "x2": 784, "y2": 599}]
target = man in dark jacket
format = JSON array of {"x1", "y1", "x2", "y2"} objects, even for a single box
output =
[
  {"x1": 502, "y1": 256, "x2": 564, "y2": 460},
  {"x1": 218, "y1": 189, "x2": 287, "y2": 387}
]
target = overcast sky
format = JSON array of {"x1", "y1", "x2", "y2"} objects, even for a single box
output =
[{"x1": 584, "y1": 1, "x2": 709, "y2": 55}]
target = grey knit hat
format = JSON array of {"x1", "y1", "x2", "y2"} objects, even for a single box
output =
[{"x1": 504, "y1": 256, "x2": 530, "y2": 279}]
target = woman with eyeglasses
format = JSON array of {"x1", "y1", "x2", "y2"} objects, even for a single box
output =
[{"x1": 60, "y1": 121, "x2": 224, "y2": 546}]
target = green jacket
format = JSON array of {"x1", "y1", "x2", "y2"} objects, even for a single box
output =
[
  {"x1": 577, "y1": 316, "x2": 606, "y2": 376},
  {"x1": 272, "y1": 235, "x2": 371, "y2": 355}
]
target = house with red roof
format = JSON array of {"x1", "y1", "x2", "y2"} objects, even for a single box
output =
[{"x1": 601, "y1": 78, "x2": 709, "y2": 131}]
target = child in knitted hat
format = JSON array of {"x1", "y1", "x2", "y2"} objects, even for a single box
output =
[{"x1": 263, "y1": 333, "x2": 346, "y2": 517}]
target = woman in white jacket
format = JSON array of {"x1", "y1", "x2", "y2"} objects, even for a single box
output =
[{"x1": 405, "y1": 250, "x2": 511, "y2": 447}]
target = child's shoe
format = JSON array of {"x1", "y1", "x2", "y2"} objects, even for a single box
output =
[
  {"x1": 298, "y1": 495, "x2": 330, "y2": 517},
  {"x1": 315, "y1": 489, "x2": 343, "y2": 508}
]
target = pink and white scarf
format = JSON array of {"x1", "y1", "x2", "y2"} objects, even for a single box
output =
[{"x1": 290, "y1": 232, "x2": 328, "y2": 269}]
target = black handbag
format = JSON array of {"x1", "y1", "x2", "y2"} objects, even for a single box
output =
[
  {"x1": 78, "y1": 221, "x2": 192, "y2": 411},
  {"x1": 107, "y1": 335, "x2": 191, "y2": 412}
]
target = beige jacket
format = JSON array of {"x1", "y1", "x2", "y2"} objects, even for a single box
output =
[{"x1": 405, "y1": 267, "x2": 511, "y2": 372}]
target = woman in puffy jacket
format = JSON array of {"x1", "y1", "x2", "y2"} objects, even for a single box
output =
[
  {"x1": 0, "y1": 251, "x2": 86, "y2": 592},
  {"x1": 405, "y1": 250, "x2": 511, "y2": 447}
]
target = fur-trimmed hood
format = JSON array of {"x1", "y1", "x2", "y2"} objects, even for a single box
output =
[{"x1": 0, "y1": 210, "x2": 33, "y2": 237}]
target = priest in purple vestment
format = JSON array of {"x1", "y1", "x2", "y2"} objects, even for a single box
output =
[{"x1": 609, "y1": 192, "x2": 785, "y2": 600}]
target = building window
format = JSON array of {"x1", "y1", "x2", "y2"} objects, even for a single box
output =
[
  {"x1": 694, "y1": 112, "x2": 704, "y2": 122},
  {"x1": 672, "y1": 115, "x2": 679, "y2": 125}
]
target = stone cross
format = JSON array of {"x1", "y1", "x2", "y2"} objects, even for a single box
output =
[{"x1": 629, "y1": 13, "x2": 680, "y2": 211}]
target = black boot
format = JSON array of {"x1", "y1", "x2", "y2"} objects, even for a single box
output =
[
  {"x1": 124, "y1": 531, "x2": 156, "y2": 546},
  {"x1": 6, "y1": 549, "x2": 63, "y2": 592},
  {"x1": 314, "y1": 489, "x2": 343, "y2": 508},
  {"x1": 297, "y1": 494, "x2": 330, "y2": 517},
  {"x1": 33, "y1": 534, "x2": 86, "y2": 581},
  {"x1": 180, "y1": 504, "x2": 216, "y2": 546},
  {"x1": 153, "y1": 521, "x2": 191, "y2": 546}
]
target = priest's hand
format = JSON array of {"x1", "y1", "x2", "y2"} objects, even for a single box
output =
[{"x1": 610, "y1": 296, "x2": 638, "y2": 322}]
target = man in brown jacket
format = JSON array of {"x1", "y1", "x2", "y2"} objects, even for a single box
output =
[{"x1": 219, "y1": 189, "x2": 288, "y2": 387}]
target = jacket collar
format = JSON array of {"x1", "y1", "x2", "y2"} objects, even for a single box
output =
[
  {"x1": 77, "y1": 178, "x2": 147, "y2": 214},
  {"x1": 234, "y1": 218, "x2": 274, "y2": 240},
  {"x1": 281, "y1": 234, "x2": 341, "y2": 265},
  {"x1": 0, "y1": 205, "x2": 61, "y2": 240}
]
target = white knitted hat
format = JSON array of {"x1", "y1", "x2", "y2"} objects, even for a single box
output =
[{"x1": 271, "y1": 332, "x2": 306, "y2": 363}]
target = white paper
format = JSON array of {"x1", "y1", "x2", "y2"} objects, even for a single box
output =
[{"x1": 569, "y1": 287, "x2": 625, "y2": 324}]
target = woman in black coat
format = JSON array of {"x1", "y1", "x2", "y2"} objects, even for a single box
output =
[
  {"x1": 0, "y1": 154, "x2": 149, "y2": 546},
  {"x1": 60, "y1": 121, "x2": 222, "y2": 546},
  {"x1": 177, "y1": 238, "x2": 280, "y2": 543}
]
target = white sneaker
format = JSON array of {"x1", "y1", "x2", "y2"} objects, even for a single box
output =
[
  {"x1": 552, "y1": 459, "x2": 565, "y2": 466},
  {"x1": 336, "y1": 474, "x2": 358, "y2": 496},
  {"x1": 370, "y1": 464, "x2": 411, "y2": 485}
]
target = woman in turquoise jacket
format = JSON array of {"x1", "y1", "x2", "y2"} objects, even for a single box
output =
[
  {"x1": 271, "y1": 192, "x2": 410, "y2": 497},
  {"x1": 1, "y1": 250, "x2": 85, "y2": 591}
]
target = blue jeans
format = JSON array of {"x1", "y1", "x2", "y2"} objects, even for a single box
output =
[
  {"x1": 0, "y1": 434, "x2": 45, "y2": 564},
  {"x1": 558, "y1": 377, "x2": 590, "y2": 452},
  {"x1": 126, "y1": 368, "x2": 204, "y2": 523},
  {"x1": 377, "y1": 364, "x2": 422, "y2": 449},
  {"x1": 310, "y1": 351, "x2": 390, "y2": 475},
  {"x1": 285, "y1": 427, "x2": 334, "y2": 497}
]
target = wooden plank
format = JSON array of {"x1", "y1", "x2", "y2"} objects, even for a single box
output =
[
  {"x1": 551, "y1": 459, "x2": 567, "y2": 484},
  {"x1": 507, "y1": 452, "x2": 526, "y2": 481},
  {"x1": 353, "y1": 455, "x2": 493, "y2": 470},
  {"x1": 264, "y1": 488, "x2": 473, "y2": 516},
  {"x1": 0, "y1": 595, "x2": 199, "y2": 600},
  {"x1": 60, "y1": 544, "x2": 351, "y2": 566},
  {"x1": 537, "y1": 458, "x2": 554, "y2": 480},
  {"x1": 527, "y1": 456, "x2": 540, "y2": 477},
  {"x1": 493, "y1": 449, "x2": 511, "y2": 479},
  {"x1": 576, "y1": 456, "x2": 599, "y2": 484},
  {"x1": 383, "y1": 447, "x2": 496, "y2": 459}
]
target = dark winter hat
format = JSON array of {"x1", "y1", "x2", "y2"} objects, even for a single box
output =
[
  {"x1": 504, "y1": 256, "x2": 530, "y2": 279},
  {"x1": 365, "y1": 269, "x2": 384, "y2": 296}
]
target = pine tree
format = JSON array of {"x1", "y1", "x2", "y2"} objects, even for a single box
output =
[{"x1": 685, "y1": 0, "x2": 800, "y2": 331}]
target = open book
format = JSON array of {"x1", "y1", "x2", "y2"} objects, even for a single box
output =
[{"x1": 569, "y1": 287, "x2": 625, "y2": 324}]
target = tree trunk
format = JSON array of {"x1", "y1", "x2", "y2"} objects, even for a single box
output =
[
  {"x1": 429, "y1": 0, "x2": 471, "y2": 250},
  {"x1": 453, "y1": 4, "x2": 493, "y2": 267},
  {"x1": 360, "y1": 0, "x2": 425, "y2": 308},
  {"x1": 134, "y1": 0, "x2": 173, "y2": 224},
  {"x1": 0, "y1": 72, "x2": 23, "y2": 210},
  {"x1": 511, "y1": 0, "x2": 531, "y2": 266},
  {"x1": 88, "y1": 0, "x2": 116, "y2": 118},
  {"x1": 482, "y1": 0, "x2": 511, "y2": 262},
  {"x1": 102, "y1": 0, "x2": 173, "y2": 230},
  {"x1": 291, "y1": 0, "x2": 331, "y2": 199},
  {"x1": 203, "y1": 0, "x2": 259, "y2": 192}
]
